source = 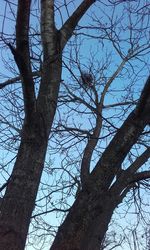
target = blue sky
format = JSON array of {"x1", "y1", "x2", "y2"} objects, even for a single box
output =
[{"x1": 0, "y1": 1, "x2": 150, "y2": 249}]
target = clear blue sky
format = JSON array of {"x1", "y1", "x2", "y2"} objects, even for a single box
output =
[{"x1": 0, "y1": 1, "x2": 150, "y2": 249}]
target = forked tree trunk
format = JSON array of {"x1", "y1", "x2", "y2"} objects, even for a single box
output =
[
  {"x1": 51, "y1": 76, "x2": 150, "y2": 250},
  {"x1": 0, "y1": 1, "x2": 96, "y2": 249}
]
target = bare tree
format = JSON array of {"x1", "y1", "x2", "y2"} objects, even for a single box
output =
[
  {"x1": 0, "y1": 1, "x2": 150, "y2": 250},
  {"x1": 0, "y1": 0, "x2": 96, "y2": 249}
]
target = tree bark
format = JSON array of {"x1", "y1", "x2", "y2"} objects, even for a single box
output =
[
  {"x1": 0, "y1": 56, "x2": 62, "y2": 249},
  {"x1": 0, "y1": 116, "x2": 48, "y2": 249},
  {"x1": 50, "y1": 184, "x2": 125, "y2": 250},
  {"x1": 0, "y1": 1, "x2": 96, "y2": 249},
  {"x1": 51, "y1": 76, "x2": 150, "y2": 250}
]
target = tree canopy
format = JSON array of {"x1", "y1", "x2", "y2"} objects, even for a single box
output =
[{"x1": 0, "y1": 1, "x2": 150, "y2": 250}]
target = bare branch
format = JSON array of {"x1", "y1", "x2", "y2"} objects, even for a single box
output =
[
  {"x1": 14, "y1": 0, "x2": 36, "y2": 122},
  {"x1": 130, "y1": 171, "x2": 150, "y2": 183},
  {"x1": 0, "y1": 76, "x2": 21, "y2": 89},
  {"x1": 32, "y1": 207, "x2": 70, "y2": 219},
  {"x1": 109, "y1": 149, "x2": 150, "y2": 199},
  {"x1": 0, "y1": 71, "x2": 41, "y2": 89},
  {"x1": 90, "y1": 76, "x2": 150, "y2": 191},
  {"x1": 0, "y1": 179, "x2": 10, "y2": 193},
  {"x1": 60, "y1": 0, "x2": 96, "y2": 49},
  {"x1": 127, "y1": 148, "x2": 150, "y2": 175},
  {"x1": 99, "y1": 58, "x2": 127, "y2": 105},
  {"x1": 81, "y1": 113, "x2": 102, "y2": 186},
  {"x1": 103, "y1": 100, "x2": 137, "y2": 109},
  {"x1": 135, "y1": 76, "x2": 150, "y2": 115}
]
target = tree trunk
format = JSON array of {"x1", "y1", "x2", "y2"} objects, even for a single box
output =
[
  {"x1": 0, "y1": 113, "x2": 49, "y2": 249},
  {"x1": 50, "y1": 188, "x2": 121, "y2": 250},
  {"x1": 0, "y1": 1, "x2": 113, "y2": 249},
  {"x1": 51, "y1": 77, "x2": 150, "y2": 250}
]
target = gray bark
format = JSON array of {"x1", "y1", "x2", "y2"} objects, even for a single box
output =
[
  {"x1": 50, "y1": 76, "x2": 150, "y2": 250},
  {"x1": 0, "y1": 1, "x2": 96, "y2": 249}
]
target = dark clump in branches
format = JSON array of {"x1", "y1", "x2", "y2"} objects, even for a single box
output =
[{"x1": 80, "y1": 71, "x2": 94, "y2": 88}]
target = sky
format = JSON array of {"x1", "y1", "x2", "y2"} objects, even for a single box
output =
[{"x1": 0, "y1": 1, "x2": 150, "y2": 250}]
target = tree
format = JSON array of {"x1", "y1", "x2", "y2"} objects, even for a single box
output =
[
  {"x1": 51, "y1": 76, "x2": 150, "y2": 250},
  {"x1": 0, "y1": 0, "x2": 150, "y2": 250},
  {"x1": 0, "y1": 0, "x2": 96, "y2": 249}
]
